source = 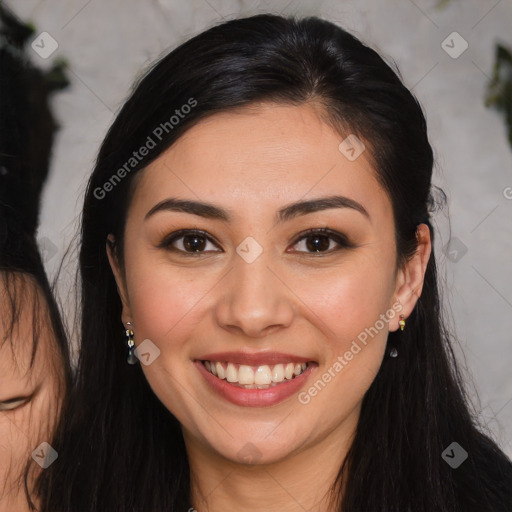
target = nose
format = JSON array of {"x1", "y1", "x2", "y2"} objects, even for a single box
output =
[{"x1": 215, "y1": 250, "x2": 295, "y2": 339}]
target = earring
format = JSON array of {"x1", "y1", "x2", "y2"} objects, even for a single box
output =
[
  {"x1": 389, "y1": 315, "x2": 406, "y2": 358},
  {"x1": 125, "y1": 322, "x2": 138, "y2": 365}
]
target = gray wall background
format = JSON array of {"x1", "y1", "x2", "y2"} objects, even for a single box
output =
[{"x1": 8, "y1": 0, "x2": 512, "y2": 458}]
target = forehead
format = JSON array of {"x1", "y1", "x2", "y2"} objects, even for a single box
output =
[{"x1": 131, "y1": 102, "x2": 390, "y2": 222}]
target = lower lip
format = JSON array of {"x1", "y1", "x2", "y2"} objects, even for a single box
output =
[{"x1": 194, "y1": 361, "x2": 316, "y2": 407}]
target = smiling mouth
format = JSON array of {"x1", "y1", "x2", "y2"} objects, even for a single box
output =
[{"x1": 201, "y1": 360, "x2": 310, "y2": 389}]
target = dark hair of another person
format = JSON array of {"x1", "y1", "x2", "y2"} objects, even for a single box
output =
[
  {"x1": 0, "y1": 5, "x2": 71, "y2": 510},
  {"x1": 38, "y1": 13, "x2": 512, "y2": 512},
  {"x1": 0, "y1": 5, "x2": 68, "y2": 237}
]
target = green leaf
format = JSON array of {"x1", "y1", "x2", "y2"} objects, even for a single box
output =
[{"x1": 485, "y1": 43, "x2": 512, "y2": 148}]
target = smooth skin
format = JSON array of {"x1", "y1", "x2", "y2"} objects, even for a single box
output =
[
  {"x1": 107, "y1": 102, "x2": 431, "y2": 511},
  {"x1": 0, "y1": 273, "x2": 63, "y2": 512}
]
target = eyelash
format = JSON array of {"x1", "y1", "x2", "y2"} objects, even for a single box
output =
[
  {"x1": 0, "y1": 396, "x2": 31, "y2": 412},
  {"x1": 159, "y1": 228, "x2": 354, "y2": 256}
]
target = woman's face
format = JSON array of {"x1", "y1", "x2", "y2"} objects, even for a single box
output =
[
  {"x1": 0, "y1": 274, "x2": 63, "y2": 511},
  {"x1": 108, "y1": 102, "x2": 430, "y2": 465}
]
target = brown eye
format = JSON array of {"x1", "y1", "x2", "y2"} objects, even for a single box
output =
[
  {"x1": 290, "y1": 228, "x2": 353, "y2": 254},
  {"x1": 182, "y1": 233, "x2": 207, "y2": 252},
  {"x1": 300, "y1": 234, "x2": 331, "y2": 252},
  {"x1": 160, "y1": 229, "x2": 221, "y2": 255}
]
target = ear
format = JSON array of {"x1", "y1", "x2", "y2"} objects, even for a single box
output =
[
  {"x1": 106, "y1": 234, "x2": 133, "y2": 323},
  {"x1": 389, "y1": 223, "x2": 431, "y2": 332}
]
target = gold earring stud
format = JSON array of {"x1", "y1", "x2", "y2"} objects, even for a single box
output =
[{"x1": 398, "y1": 315, "x2": 406, "y2": 331}]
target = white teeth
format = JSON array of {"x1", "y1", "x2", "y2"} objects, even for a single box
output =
[
  {"x1": 215, "y1": 362, "x2": 225, "y2": 379},
  {"x1": 226, "y1": 362, "x2": 238, "y2": 383},
  {"x1": 203, "y1": 360, "x2": 308, "y2": 386},
  {"x1": 272, "y1": 364, "x2": 285, "y2": 383},
  {"x1": 238, "y1": 365, "x2": 254, "y2": 385},
  {"x1": 254, "y1": 365, "x2": 272, "y2": 385}
]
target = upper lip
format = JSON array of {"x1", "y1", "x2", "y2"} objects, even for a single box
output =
[{"x1": 197, "y1": 351, "x2": 314, "y2": 366}]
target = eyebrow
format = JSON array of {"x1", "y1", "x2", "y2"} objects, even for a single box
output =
[{"x1": 144, "y1": 195, "x2": 370, "y2": 224}]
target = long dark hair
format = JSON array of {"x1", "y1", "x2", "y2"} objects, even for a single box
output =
[
  {"x1": 39, "y1": 13, "x2": 512, "y2": 511},
  {"x1": 0, "y1": 1, "x2": 70, "y2": 359},
  {"x1": 0, "y1": 5, "x2": 71, "y2": 510}
]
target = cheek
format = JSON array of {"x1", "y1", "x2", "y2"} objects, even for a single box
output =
[
  {"x1": 0, "y1": 412, "x2": 32, "y2": 488},
  {"x1": 124, "y1": 254, "x2": 210, "y2": 351},
  {"x1": 0, "y1": 385, "x2": 63, "y2": 462},
  {"x1": 295, "y1": 278, "x2": 391, "y2": 417},
  {"x1": 294, "y1": 254, "x2": 395, "y2": 406},
  {"x1": 297, "y1": 255, "x2": 396, "y2": 341}
]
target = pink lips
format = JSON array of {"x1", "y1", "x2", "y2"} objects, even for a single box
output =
[{"x1": 194, "y1": 352, "x2": 317, "y2": 407}]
